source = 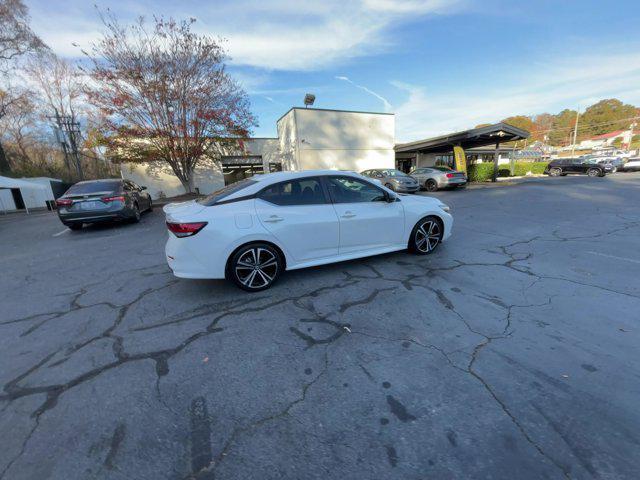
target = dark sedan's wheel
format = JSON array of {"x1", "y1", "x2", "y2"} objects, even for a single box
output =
[
  {"x1": 132, "y1": 203, "x2": 141, "y2": 222},
  {"x1": 549, "y1": 167, "x2": 562, "y2": 177},
  {"x1": 229, "y1": 243, "x2": 282, "y2": 292},
  {"x1": 425, "y1": 179, "x2": 438, "y2": 192},
  {"x1": 587, "y1": 168, "x2": 600, "y2": 177},
  {"x1": 147, "y1": 199, "x2": 153, "y2": 212},
  {"x1": 409, "y1": 216, "x2": 443, "y2": 255}
]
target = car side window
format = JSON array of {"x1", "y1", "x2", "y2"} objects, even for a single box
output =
[
  {"x1": 326, "y1": 176, "x2": 387, "y2": 203},
  {"x1": 373, "y1": 171, "x2": 383, "y2": 178},
  {"x1": 259, "y1": 178, "x2": 327, "y2": 206}
]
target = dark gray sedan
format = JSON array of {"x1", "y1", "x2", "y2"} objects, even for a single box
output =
[
  {"x1": 56, "y1": 179, "x2": 152, "y2": 230},
  {"x1": 360, "y1": 169, "x2": 419, "y2": 193},
  {"x1": 409, "y1": 166, "x2": 467, "y2": 192}
]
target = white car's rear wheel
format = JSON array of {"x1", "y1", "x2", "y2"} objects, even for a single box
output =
[
  {"x1": 229, "y1": 243, "x2": 282, "y2": 292},
  {"x1": 409, "y1": 216, "x2": 443, "y2": 255}
]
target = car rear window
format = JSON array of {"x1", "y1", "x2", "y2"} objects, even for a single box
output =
[
  {"x1": 197, "y1": 178, "x2": 257, "y2": 206},
  {"x1": 66, "y1": 181, "x2": 121, "y2": 195}
]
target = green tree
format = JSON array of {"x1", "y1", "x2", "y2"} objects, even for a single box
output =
[
  {"x1": 501, "y1": 115, "x2": 534, "y2": 133},
  {"x1": 580, "y1": 99, "x2": 637, "y2": 138},
  {"x1": 548, "y1": 109, "x2": 578, "y2": 146}
]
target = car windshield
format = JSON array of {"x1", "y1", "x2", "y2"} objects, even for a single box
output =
[
  {"x1": 384, "y1": 169, "x2": 409, "y2": 177},
  {"x1": 197, "y1": 178, "x2": 257, "y2": 205},
  {"x1": 65, "y1": 181, "x2": 121, "y2": 195}
]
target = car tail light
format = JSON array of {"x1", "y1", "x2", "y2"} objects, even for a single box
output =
[
  {"x1": 166, "y1": 221, "x2": 208, "y2": 238},
  {"x1": 446, "y1": 173, "x2": 455, "y2": 178},
  {"x1": 101, "y1": 195, "x2": 126, "y2": 203},
  {"x1": 56, "y1": 198, "x2": 72, "y2": 207}
]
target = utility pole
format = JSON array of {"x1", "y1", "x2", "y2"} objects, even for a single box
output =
[
  {"x1": 571, "y1": 111, "x2": 580, "y2": 156},
  {"x1": 628, "y1": 121, "x2": 637, "y2": 151},
  {"x1": 49, "y1": 109, "x2": 84, "y2": 180}
]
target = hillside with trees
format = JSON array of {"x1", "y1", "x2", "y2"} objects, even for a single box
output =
[{"x1": 500, "y1": 99, "x2": 639, "y2": 147}]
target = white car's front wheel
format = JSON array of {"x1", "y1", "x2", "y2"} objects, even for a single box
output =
[
  {"x1": 409, "y1": 216, "x2": 443, "y2": 255},
  {"x1": 229, "y1": 243, "x2": 283, "y2": 292}
]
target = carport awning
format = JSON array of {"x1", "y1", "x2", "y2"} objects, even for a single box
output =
[
  {"x1": 395, "y1": 123, "x2": 530, "y2": 154},
  {"x1": 0, "y1": 175, "x2": 48, "y2": 190}
]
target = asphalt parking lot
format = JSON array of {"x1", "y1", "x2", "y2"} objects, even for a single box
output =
[{"x1": 1, "y1": 173, "x2": 639, "y2": 480}]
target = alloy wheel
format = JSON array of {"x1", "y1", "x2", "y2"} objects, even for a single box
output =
[
  {"x1": 234, "y1": 247, "x2": 279, "y2": 290},
  {"x1": 414, "y1": 219, "x2": 441, "y2": 253},
  {"x1": 426, "y1": 179, "x2": 438, "y2": 192},
  {"x1": 588, "y1": 168, "x2": 599, "y2": 177}
]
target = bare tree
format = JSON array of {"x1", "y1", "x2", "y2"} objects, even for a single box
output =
[
  {"x1": 0, "y1": 0, "x2": 46, "y2": 66},
  {"x1": 83, "y1": 14, "x2": 256, "y2": 193},
  {"x1": 25, "y1": 52, "x2": 86, "y2": 177}
]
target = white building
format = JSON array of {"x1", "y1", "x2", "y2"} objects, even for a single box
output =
[
  {"x1": 121, "y1": 107, "x2": 395, "y2": 199},
  {"x1": 277, "y1": 107, "x2": 395, "y2": 172},
  {"x1": 0, "y1": 176, "x2": 56, "y2": 213}
]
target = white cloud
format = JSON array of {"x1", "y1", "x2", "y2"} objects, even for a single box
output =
[
  {"x1": 335, "y1": 76, "x2": 392, "y2": 112},
  {"x1": 393, "y1": 50, "x2": 640, "y2": 142},
  {"x1": 27, "y1": 0, "x2": 463, "y2": 70}
]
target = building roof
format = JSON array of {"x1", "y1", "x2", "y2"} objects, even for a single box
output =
[
  {"x1": 395, "y1": 123, "x2": 530, "y2": 154},
  {"x1": 276, "y1": 106, "x2": 393, "y2": 124},
  {"x1": 0, "y1": 175, "x2": 48, "y2": 190},
  {"x1": 591, "y1": 130, "x2": 625, "y2": 140}
]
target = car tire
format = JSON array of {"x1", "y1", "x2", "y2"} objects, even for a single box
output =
[
  {"x1": 228, "y1": 243, "x2": 283, "y2": 292},
  {"x1": 549, "y1": 167, "x2": 562, "y2": 177},
  {"x1": 587, "y1": 168, "x2": 600, "y2": 177},
  {"x1": 409, "y1": 216, "x2": 443, "y2": 255},
  {"x1": 147, "y1": 199, "x2": 153, "y2": 212},
  {"x1": 66, "y1": 223, "x2": 82, "y2": 231},
  {"x1": 425, "y1": 179, "x2": 438, "y2": 192},
  {"x1": 132, "y1": 203, "x2": 141, "y2": 222}
]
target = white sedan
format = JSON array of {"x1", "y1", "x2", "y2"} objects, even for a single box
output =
[{"x1": 163, "y1": 170, "x2": 453, "y2": 291}]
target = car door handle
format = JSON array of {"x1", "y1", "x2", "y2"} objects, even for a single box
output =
[
  {"x1": 264, "y1": 215, "x2": 284, "y2": 223},
  {"x1": 341, "y1": 212, "x2": 356, "y2": 219}
]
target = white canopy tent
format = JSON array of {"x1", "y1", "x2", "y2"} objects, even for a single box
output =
[{"x1": 0, "y1": 176, "x2": 51, "y2": 214}]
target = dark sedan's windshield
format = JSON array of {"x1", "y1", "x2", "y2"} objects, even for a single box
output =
[
  {"x1": 197, "y1": 178, "x2": 257, "y2": 206},
  {"x1": 66, "y1": 181, "x2": 121, "y2": 195}
]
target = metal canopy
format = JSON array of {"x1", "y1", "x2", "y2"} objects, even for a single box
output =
[{"x1": 395, "y1": 123, "x2": 530, "y2": 154}]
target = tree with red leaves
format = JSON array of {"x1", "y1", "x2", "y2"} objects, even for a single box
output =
[{"x1": 83, "y1": 13, "x2": 256, "y2": 193}]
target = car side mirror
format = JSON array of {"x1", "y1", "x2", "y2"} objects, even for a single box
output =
[{"x1": 385, "y1": 192, "x2": 397, "y2": 203}]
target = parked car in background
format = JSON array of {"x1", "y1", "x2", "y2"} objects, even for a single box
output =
[
  {"x1": 408, "y1": 166, "x2": 467, "y2": 191},
  {"x1": 360, "y1": 169, "x2": 419, "y2": 193},
  {"x1": 164, "y1": 171, "x2": 452, "y2": 291},
  {"x1": 620, "y1": 157, "x2": 640, "y2": 171},
  {"x1": 597, "y1": 157, "x2": 625, "y2": 172},
  {"x1": 56, "y1": 179, "x2": 152, "y2": 230},
  {"x1": 545, "y1": 158, "x2": 608, "y2": 177}
]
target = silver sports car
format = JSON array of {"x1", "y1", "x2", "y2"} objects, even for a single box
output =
[
  {"x1": 409, "y1": 166, "x2": 467, "y2": 192},
  {"x1": 360, "y1": 169, "x2": 420, "y2": 193}
]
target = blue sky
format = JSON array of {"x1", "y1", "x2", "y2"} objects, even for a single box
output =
[{"x1": 26, "y1": 0, "x2": 640, "y2": 141}]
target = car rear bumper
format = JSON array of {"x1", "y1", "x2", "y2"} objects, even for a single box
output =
[
  {"x1": 165, "y1": 233, "x2": 227, "y2": 279},
  {"x1": 58, "y1": 206, "x2": 134, "y2": 224},
  {"x1": 442, "y1": 178, "x2": 467, "y2": 187}
]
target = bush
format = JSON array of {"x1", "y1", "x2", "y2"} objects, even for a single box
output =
[
  {"x1": 466, "y1": 163, "x2": 494, "y2": 182},
  {"x1": 466, "y1": 161, "x2": 548, "y2": 182}
]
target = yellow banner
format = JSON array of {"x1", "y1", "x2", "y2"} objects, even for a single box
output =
[{"x1": 453, "y1": 146, "x2": 467, "y2": 173}]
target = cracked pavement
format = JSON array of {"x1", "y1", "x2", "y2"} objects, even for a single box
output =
[{"x1": 1, "y1": 173, "x2": 639, "y2": 479}]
